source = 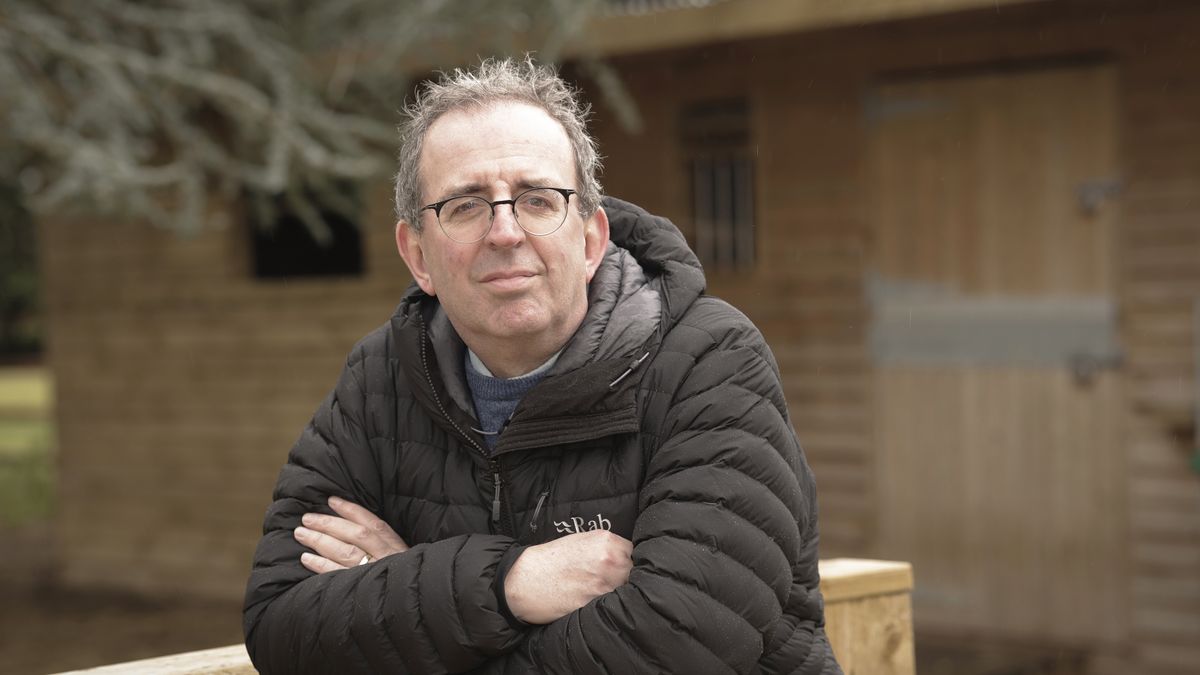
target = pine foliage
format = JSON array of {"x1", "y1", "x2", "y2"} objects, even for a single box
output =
[{"x1": 0, "y1": 0, "x2": 620, "y2": 235}]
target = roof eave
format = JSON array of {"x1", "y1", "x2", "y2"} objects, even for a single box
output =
[{"x1": 576, "y1": 0, "x2": 1049, "y2": 58}]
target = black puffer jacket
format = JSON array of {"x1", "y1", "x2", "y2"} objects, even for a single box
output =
[{"x1": 243, "y1": 197, "x2": 839, "y2": 674}]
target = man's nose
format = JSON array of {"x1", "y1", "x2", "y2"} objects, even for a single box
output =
[{"x1": 485, "y1": 201, "x2": 525, "y2": 247}]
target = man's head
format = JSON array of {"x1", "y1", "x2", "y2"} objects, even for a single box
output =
[
  {"x1": 394, "y1": 57, "x2": 603, "y2": 229},
  {"x1": 393, "y1": 58, "x2": 609, "y2": 377}
]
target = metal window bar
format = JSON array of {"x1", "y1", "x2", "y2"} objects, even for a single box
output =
[
  {"x1": 692, "y1": 157, "x2": 714, "y2": 267},
  {"x1": 733, "y1": 157, "x2": 755, "y2": 269},
  {"x1": 690, "y1": 155, "x2": 755, "y2": 271},
  {"x1": 682, "y1": 97, "x2": 755, "y2": 271},
  {"x1": 714, "y1": 158, "x2": 735, "y2": 270},
  {"x1": 1194, "y1": 297, "x2": 1200, "y2": 473}
]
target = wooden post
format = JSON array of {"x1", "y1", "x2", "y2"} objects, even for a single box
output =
[{"x1": 820, "y1": 558, "x2": 916, "y2": 675}]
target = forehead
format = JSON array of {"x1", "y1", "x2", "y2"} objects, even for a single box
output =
[{"x1": 420, "y1": 102, "x2": 575, "y2": 197}]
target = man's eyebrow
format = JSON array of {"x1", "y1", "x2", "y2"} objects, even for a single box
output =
[
  {"x1": 434, "y1": 178, "x2": 562, "y2": 202},
  {"x1": 512, "y1": 178, "x2": 560, "y2": 191},
  {"x1": 436, "y1": 182, "x2": 486, "y2": 201}
]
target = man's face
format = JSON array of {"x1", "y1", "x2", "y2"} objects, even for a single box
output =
[{"x1": 396, "y1": 102, "x2": 608, "y2": 365}]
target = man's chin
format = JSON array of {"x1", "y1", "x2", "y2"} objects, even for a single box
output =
[
  {"x1": 487, "y1": 304, "x2": 572, "y2": 339},
  {"x1": 488, "y1": 315, "x2": 551, "y2": 339}
]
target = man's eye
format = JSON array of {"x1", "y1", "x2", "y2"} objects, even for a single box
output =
[
  {"x1": 520, "y1": 193, "x2": 554, "y2": 211},
  {"x1": 449, "y1": 199, "x2": 483, "y2": 218}
]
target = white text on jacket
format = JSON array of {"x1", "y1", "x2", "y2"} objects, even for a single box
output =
[{"x1": 554, "y1": 513, "x2": 612, "y2": 534}]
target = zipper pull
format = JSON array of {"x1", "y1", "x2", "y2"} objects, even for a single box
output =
[
  {"x1": 609, "y1": 350, "x2": 651, "y2": 388},
  {"x1": 530, "y1": 490, "x2": 550, "y2": 533},
  {"x1": 492, "y1": 472, "x2": 502, "y2": 523}
]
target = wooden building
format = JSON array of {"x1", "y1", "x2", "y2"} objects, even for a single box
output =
[{"x1": 41, "y1": 0, "x2": 1198, "y2": 673}]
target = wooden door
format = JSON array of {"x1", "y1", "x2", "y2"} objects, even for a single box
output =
[{"x1": 868, "y1": 64, "x2": 1126, "y2": 646}]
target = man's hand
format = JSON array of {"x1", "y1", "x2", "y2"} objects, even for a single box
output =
[
  {"x1": 505, "y1": 530, "x2": 633, "y2": 624},
  {"x1": 294, "y1": 496, "x2": 409, "y2": 574}
]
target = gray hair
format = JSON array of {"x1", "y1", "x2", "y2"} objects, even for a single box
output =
[{"x1": 394, "y1": 56, "x2": 603, "y2": 231}]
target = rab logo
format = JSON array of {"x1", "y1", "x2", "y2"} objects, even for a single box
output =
[{"x1": 554, "y1": 513, "x2": 612, "y2": 534}]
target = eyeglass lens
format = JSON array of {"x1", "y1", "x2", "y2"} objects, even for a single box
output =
[{"x1": 438, "y1": 188, "x2": 568, "y2": 242}]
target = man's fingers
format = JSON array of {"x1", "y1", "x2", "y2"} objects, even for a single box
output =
[
  {"x1": 301, "y1": 552, "x2": 346, "y2": 575},
  {"x1": 295, "y1": 526, "x2": 366, "y2": 567},
  {"x1": 325, "y1": 497, "x2": 410, "y2": 553},
  {"x1": 302, "y1": 513, "x2": 372, "y2": 547},
  {"x1": 327, "y1": 496, "x2": 377, "y2": 524},
  {"x1": 294, "y1": 498, "x2": 409, "y2": 573}
]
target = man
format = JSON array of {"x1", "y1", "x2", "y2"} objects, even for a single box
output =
[{"x1": 244, "y1": 57, "x2": 840, "y2": 674}]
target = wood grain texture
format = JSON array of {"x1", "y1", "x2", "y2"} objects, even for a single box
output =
[
  {"x1": 51, "y1": 644, "x2": 255, "y2": 675},
  {"x1": 868, "y1": 63, "x2": 1128, "y2": 645}
]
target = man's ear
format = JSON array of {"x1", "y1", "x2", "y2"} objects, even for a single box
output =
[
  {"x1": 584, "y1": 206, "x2": 610, "y2": 283},
  {"x1": 396, "y1": 220, "x2": 436, "y2": 296}
]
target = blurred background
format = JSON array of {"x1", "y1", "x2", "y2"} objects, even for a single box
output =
[{"x1": 1, "y1": 0, "x2": 1197, "y2": 673}]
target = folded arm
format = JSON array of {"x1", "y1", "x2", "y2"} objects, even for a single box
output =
[
  {"x1": 491, "y1": 303, "x2": 836, "y2": 674},
  {"x1": 242, "y1": 348, "x2": 527, "y2": 674}
]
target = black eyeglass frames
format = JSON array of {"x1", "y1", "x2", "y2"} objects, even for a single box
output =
[{"x1": 420, "y1": 187, "x2": 576, "y2": 243}]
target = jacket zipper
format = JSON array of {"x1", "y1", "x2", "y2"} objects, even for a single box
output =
[
  {"x1": 529, "y1": 490, "x2": 550, "y2": 533},
  {"x1": 491, "y1": 472, "x2": 503, "y2": 523},
  {"x1": 418, "y1": 318, "x2": 514, "y2": 537}
]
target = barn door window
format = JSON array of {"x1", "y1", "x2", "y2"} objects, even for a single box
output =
[
  {"x1": 246, "y1": 183, "x2": 364, "y2": 280},
  {"x1": 681, "y1": 97, "x2": 755, "y2": 271}
]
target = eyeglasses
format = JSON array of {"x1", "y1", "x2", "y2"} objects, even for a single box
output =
[{"x1": 421, "y1": 187, "x2": 576, "y2": 243}]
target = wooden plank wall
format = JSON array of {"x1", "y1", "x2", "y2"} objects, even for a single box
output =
[
  {"x1": 591, "y1": 1, "x2": 1199, "y2": 672},
  {"x1": 594, "y1": 46, "x2": 875, "y2": 556},
  {"x1": 41, "y1": 193, "x2": 408, "y2": 599},
  {"x1": 1119, "y1": 12, "x2": 1200, "y2": 673}
]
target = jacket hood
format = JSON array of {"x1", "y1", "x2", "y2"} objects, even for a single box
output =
[
  {"x1": 554, "y1": 196, "x2": 705, "y2": 373},
  {"x1": 600, "y1": 196, "x2": 706, "y2": 329}
]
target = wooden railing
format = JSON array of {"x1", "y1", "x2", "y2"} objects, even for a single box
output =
[
  {"x1": 820, "y1": 558, "x2": 914, "y2": 674},
  {"x1": 56, "y1": 558, "x2": 913, "y2": 674}
]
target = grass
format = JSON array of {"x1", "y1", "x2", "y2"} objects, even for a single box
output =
[
  {"x1": 0, "y1": 417, "x2": 52, "y2": 454},
  {"x1": 0, "y1": 366, "x2": 54, "y2": 527},
  {"x1": 0, "y1": 366, "x2": 52, "y2": 410}
]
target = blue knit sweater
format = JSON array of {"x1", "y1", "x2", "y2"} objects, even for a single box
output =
[{"x1": 464, "y1": 351, "x2": 552, "y2": 452}]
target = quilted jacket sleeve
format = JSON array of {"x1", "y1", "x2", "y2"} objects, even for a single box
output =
[
  {"x1": 479, "y1": 298, "x2": 840, "y2": 675},
  {"x1": 243, "y1": 341, "x2": 526, "y2": 674}
]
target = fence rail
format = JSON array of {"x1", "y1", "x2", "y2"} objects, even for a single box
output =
[{"x1": 56, "y1": 558, "x2": 914, "y2": 674}]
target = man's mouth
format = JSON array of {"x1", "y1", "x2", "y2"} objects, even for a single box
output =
[{"x1": 479, "y1": 269, "x2": 538, "y2": 289}]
